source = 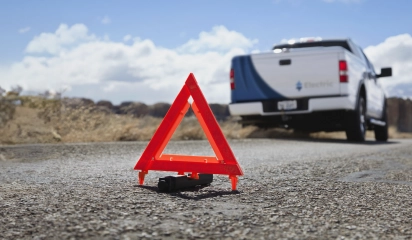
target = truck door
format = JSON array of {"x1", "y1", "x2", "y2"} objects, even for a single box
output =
[{"x1": 363, "y1": 54, "x2": 384, "y2": 119}]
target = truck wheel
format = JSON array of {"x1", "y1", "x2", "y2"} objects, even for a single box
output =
[
  {"x1": 374, "y1": 101, "x2": 388, "y2": 142},
  {"x1": 345, "y1": 95, "x2": 366, "y2": 142}
]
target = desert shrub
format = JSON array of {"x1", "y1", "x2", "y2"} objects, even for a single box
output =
[{"x1": 0, "y1": 98, "x2": 16, "y2": 127}]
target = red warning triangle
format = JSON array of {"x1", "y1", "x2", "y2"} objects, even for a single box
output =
[{"x1": 134, "y1": 73, "x2": 243, "y2": 190}]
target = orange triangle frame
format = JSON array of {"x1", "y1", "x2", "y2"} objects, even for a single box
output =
[{"x1": 134, "y1": 73, "x2": 243, "y2": 190}]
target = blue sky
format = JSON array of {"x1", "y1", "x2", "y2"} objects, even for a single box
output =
[{"x1": 0, "y1": 0, "x2": 411, "y2": 103}]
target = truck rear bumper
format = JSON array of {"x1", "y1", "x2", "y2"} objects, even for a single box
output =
[{"x1": 229, "y1": 96, "x2": 355, "y2": 116}]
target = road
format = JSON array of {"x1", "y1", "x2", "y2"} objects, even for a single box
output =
[{"x1": 1, "y1": 138, "x2": 411, "y2": 239}]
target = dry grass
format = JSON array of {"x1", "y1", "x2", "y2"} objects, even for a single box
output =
[
  {"x1": 0, "y1": 98, "x2": 16, "y2": 127},
  {"x1": 0, "y1": 105, "x2": 257, "y2": 145},
  {"x1": 0, "y1": 106, "x2": 158, "y2": 144},
  {"x1": 0, "y1": 100, "x2": 411, "y2": 145}
]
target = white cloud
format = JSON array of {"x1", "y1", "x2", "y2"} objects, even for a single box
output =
[
  {"x1": 0, "y1": 24, "x2": 257, "y2": 104},
  {"x1": 179, "y1": 32, "x2": 186, "y2": 38},
  {"x1": 101, "y1": 16, "x2": 111, "y2": 25},
  {"x1": 18, "y1": 27, "x2": 31, "y2": 34},
  {"x1": 177, "y1": 26, "x2": 258, "y2": 54},
  {"x1": 123, "y1": 34, "x2": 132, "y2": 42},
  {"x1": 25, "y1": 24, "x2": 96, "y2": 55},
  {"x1": 1, "y1": 26, "x2": 411, "y2": 103},
  {"x1": 364, "y1": 34, "x2": 412, "y2": 98}
]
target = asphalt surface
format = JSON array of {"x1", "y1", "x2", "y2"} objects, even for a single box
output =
[{"x1": 0, "y1": 138, "x2": 411, "y2": 239}]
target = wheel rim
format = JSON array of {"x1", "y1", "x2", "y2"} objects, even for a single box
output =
[{"x1": 359, "y1": 99, "x2": 366, "y2": 136}]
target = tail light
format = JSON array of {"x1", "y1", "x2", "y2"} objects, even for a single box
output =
[
  {"x1": 230, "y1": 68, "x2": 235, "y2": 90},
  {"x1": 339, "y1": 60, "x2": 348, "y2": 83}
]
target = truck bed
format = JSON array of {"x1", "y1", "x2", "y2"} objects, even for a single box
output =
[{"x1": 231, "y1": 47, "x2": 346, "y2": 104}]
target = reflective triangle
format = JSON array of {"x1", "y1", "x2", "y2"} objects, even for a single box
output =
[{"x1": 134, "y1": 73, "x2": 244, "y2": 190}]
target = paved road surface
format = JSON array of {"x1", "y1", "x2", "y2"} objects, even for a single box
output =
[{"x1": 1, "y1": 138, "x2": 411, "y2": 239}]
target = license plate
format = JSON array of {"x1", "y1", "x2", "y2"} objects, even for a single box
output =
[{"x1": 277, "y1": 100, "x2": 297, "y2": 110}]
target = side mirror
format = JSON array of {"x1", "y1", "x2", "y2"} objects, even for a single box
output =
[{"x1": 377, "y1": 67, "x2": 392, "y2": 78}]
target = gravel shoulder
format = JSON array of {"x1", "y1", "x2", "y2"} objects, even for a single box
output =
[{"x1": 0, "y1": 139, "x2": 411, "y2": 239}]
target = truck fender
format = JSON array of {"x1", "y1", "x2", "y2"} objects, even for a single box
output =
[{"x1": 355, "y1": 79, "x2": 366, "y2": 110}]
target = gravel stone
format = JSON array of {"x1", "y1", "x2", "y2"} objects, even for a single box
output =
[{"x1": 0, "y1": 139, "x2": 411, "y2": 239}]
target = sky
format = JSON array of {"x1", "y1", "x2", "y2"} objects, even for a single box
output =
[{"x1": 0, "y1": 0, "x2": 411, "y2": 104}]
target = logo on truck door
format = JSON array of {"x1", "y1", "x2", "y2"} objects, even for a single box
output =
[
  {"x1": 296, "y1": 81, "x2": 302, "y2": 91},
  {"x1": 296, "y1": 81, "x2": 334, "y2": 91},
  {"x1": 304, "y1": 81, "x2": 334, "y2": 88}
]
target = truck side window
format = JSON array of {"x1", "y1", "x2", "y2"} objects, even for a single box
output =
[
  {"x1": 360, "y1": 49, "x2": 376, "y2": 76},
  {"x1": 347, "y1": 40, "x2": 364, "y2": 60}
]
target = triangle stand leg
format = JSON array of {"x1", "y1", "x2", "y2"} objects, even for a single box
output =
[
  {"x1": 229, "y1": 175, "x2": 238, "y2": 191},
  {"x1": 138, "y1": 171, "x2": 148, "y2": 185}
]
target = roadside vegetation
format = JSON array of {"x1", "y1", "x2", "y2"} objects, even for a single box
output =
[
  {"x1": 0, "y1": 92, "x2": 411, "y2": 145},
  {"x1": 0, "y1": 94, "x2": 256, "y2": 144}
]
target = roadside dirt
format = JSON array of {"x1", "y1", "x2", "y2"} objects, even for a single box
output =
[{"x1": 1, "y1": 100, "x2": 411, "y2": 145}]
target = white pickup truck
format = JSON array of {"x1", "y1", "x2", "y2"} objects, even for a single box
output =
[{"x1": 229, "y1": 38, "x2": 392, "y2": 142}]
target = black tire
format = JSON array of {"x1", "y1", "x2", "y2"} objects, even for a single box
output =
[
  {"x1": 293, "y1": 130, "x2": 311, "y2": 138},
  {"x1": 374, "y1": 100, "x2": 388, "y2": 142},
  {"x1": 345, "y1": 95, "x2": 367, "y2": 142}
]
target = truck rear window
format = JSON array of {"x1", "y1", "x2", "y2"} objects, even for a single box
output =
[{"x1": 273, "y1": 41, "x2": 352, "y2": 53}]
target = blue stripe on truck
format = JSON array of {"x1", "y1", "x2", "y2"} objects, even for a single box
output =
[{"x1": 231, "y1": 56, "x2": 286, "y2": 103}]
